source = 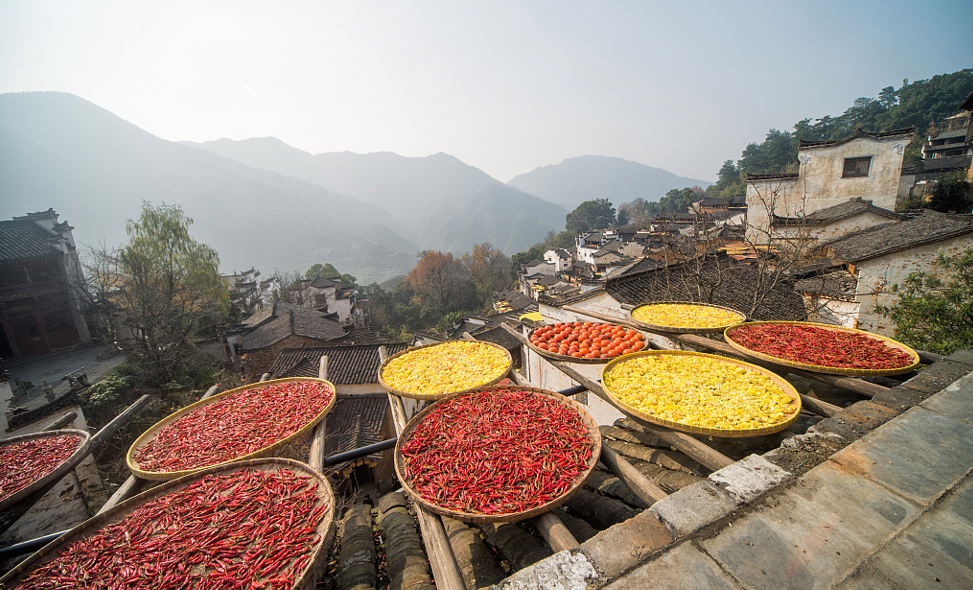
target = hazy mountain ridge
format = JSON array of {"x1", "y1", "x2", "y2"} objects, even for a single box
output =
[
  {"x1": 185, "y1": 139, "x2": 567, "y2": 249},
  {"x1": 508, "y1": 155, "x2": 713, "y2": 210},
  {"x1": 0, "y1": 92, "x2": 417, "y2": 283}
]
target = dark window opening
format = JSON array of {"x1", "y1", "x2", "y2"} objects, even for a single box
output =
[{"x1": 843, "y1": 156, "x2": 872, "y2": 178}]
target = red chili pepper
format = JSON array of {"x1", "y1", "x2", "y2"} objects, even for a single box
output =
[
  {"x1": 400, "y1": 388, "x2": 593, "y2": 516},
  {"x1": 134, "y1": 381, "x2": 334, "y2": 473},
  {"x1": 0, "y1": 434, "x2": 82, "y2": 503},
  {"x1": 16, "y1": 468, "x2": 329, "y2": 589},
  {"x1": 728, "y1": 323, "x2": 914, "y2": 370}
]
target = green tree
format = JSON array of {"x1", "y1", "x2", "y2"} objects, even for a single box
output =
[
  {"x1": 305, "y1": 263, "x2": 340, "y2": 280},
  {"x1": 565, "y1": 198, "x2": 617, "y2": 233},
  {"x1": 112, "y1": 202, "x2": 229, "y2": 383},
  {"x1": 928, "y1": 171, "x2": 972, "y2": 213},
  {"x1": 339, "y1": 273, "x2": 357, "y2": 288},
  {"x1": 876, "y1": 248, "x2": 973, "y2": 354}
]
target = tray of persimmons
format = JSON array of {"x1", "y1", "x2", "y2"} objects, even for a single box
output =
[{"x1": 527, "y1": 321, "x2": 647, "y2": 364}]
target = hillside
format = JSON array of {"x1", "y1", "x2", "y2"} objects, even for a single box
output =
[
  {"x1": 508, "y1": 155, "x2": 712, "y2": 210},
  {"x1": 0, "y1": 92, "x2": 417, "y2": 283},
  {"x1": 186, "y1": 139, "x2": 569, "y2": 252}
]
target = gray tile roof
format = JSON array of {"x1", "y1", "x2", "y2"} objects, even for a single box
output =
[
  {"x1": 268, "y1": 343, "x2": 409, "y2": 384},
  {"x1": 309, "y1": 276, "x2": 340, "y2": 289},
  {"x1": 240, "y1": 302, "x2": 348, "y2": 350},
  {"x1": 773, "y1": 198, "x2": 903, "y2": 226},
  {"x1": 823, "y1": 209, "x2": 973, "y2": 265},
  {"x1": 798, "y1": 127, "x2": 914, "y2": 149},
  {"x1": 794, "y1": 270, "x2": 858, "y2": 300},
  {"x1": 323, "y1": 394, "x2": 389, "y2": 461},
  {"x1": 0, "y1": 219, "x2": 58, "y2": 262},
  {"x1": 605, "y1": 255, "x2": 806, "y2": 321},
  {"x1": 472, "y1": 325, "x2": 522, "y2": 352}
]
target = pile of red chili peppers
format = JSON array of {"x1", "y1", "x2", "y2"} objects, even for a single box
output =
[
  {"x1": 0, "y1": 434, "x2": 81, "y2": 503},
  {"x1": 400, "y1": 388, "x2": 593, "y2": 516},
  {"x1": 16, "y1": 468, "x2": 328, "y2": 590},
  {"x1": 727, "y1": 323, "x2": 915, "y2": 370},
  {"x1": 134, "y1": 380, "x2": 334, "y2": 473}
]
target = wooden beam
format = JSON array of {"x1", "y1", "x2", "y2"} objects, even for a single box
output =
[
  {"x1": 532, "y1": 511, "x2": 580, "y2": 552},
  {"x1": 42, "y1": 412, "x2": 78, "y2": 431},
  {"x1": 308, "y1": 356, "x2": 329, "y2": 472},
  {"x1": 378, "y1": 346, "x2": 466, "y2": 590},
  {"x1": 88, "y1": 394, "x2": 152, "y2": 451},
  {"x1": 96, "y1": 476, "x2": 148, "y2": 515},
  {"x1": 598, "y1": 444, "x2": 668, "y2": 504},
  {"x1": 799, "y1": 393, "x2": 842, "y2": 417}
]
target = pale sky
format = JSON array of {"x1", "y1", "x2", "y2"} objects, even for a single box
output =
[{"x1": 1, "y1": 0, "x2": 971, "y2": 183}]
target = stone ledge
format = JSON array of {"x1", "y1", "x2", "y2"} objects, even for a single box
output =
[
  {"x1": 580, "y1": 509, "x2": 674, "y2": 580},
  {"x1": 488, "y1": 550, "x2": 600, "y2": 590},
  {"x1": 709, "y1": 454, "x2": 791, "y2": 503},
  {"x1": 650, "y1": 481, "x2": 740, "y2": 536},
  {"x1": 808, "y1": 400, "x2": 900, "y2": 440},
  {"x1": 946, "y1": 348, "x2": 973, "y2": 367}
]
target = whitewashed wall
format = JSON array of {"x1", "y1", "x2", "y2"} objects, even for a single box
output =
[
  {"x1": 800, "y1": 136, "x2": 909, "y2": 212},
  {"x1": 854, "y1": 233, "x2": 973, "y2": 336}
]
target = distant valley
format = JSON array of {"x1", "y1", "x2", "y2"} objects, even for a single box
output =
[{"x1": 1, "y1": 91, "x2": 710, "y2": 284}]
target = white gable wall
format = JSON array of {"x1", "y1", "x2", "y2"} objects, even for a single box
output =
[{"x1": 854, "y1": 233, "x2": 973, "y2": 336}]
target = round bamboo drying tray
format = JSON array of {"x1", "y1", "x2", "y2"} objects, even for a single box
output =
[
  {"x1": 0, "y1": 458, "x2": 334, "y2": 590},
  {"x1": 723, "y1": 321, "x2": 921, "y2": 376},
  {"x1": 394, "y1": 385, "x2": 601, "y2": 523},
  {"x1": 127, "y1": 377, "x2": 336, "y2": 481},
  {"x1": 524, "y1": 323, "x2": 648, "y2": 364},
  {"x1": 0, "y1": 429, "x2": 90, "y2": 514},
  {"x1": 629, "y1": 301, "x2": 747, "y2": 334},
  {"x1": 378, "y1": 340, "x2": 513, "y2": 400},
  {"x1": 601, "y1": 350, "x2": 801, "y2": 438}
]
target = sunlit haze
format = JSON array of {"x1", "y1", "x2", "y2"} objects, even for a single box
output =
[{"x1": 1, "y1": 0, "x2": 971, "y2": 182}]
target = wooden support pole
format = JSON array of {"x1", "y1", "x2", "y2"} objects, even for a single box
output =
[
  {"x1": 378, "y1": 346, "x2": 465, "y2": 590},
  {"x1": 598, "y1": 444, "x2": 668, "y2": 504},
  {"x1": 308, "y1": 356, "x2": 329, "y2": 472},
  {"x1": 532, "y1": 511, "x2": 580, "y2": 552},
  {"x1": 88, "y1": 394, "x2": 152, "y2": 451},
  {"x1": 96, "y1": 476, "x2": 148, "y2": 515},
  {"x1": 43, "y1": 412, "x2": 78, "y2": 431},
  {"x1": 799, "y1": 393, "x2": 842, "y2": 417}
]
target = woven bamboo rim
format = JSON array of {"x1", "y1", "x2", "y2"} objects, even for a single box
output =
[
  {"x1": 393, "y1": 385, "x2": 601, "y2": 523},
  {"x1": 378, "y1": 340, "x2": 513, "y2": 400},
  {"x1": 723, "y1": 321, "x2": 921, "y2": 376},
  {"x1": 0, "y1": 429, "x2": 90, "y2": 514},
  {"x1": 629, "y1": 301, "x2": 747, "y2": 334},
  {"x1": 127, "y1": 377, "x2": 336, "y2": 481},
  {"x1": 0, "y1": 458, "x2": 334, "y2": 590},
  {"x1": 525, "y1": 323, "x2": 649, "y2": 364},
  {"x1": 601, "y1": 350, "x2": 802, "y2": 438}
]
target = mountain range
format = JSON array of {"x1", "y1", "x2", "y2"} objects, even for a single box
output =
[{"x1": 1, "y1": 91, "x2": 710, "y2": 283}]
